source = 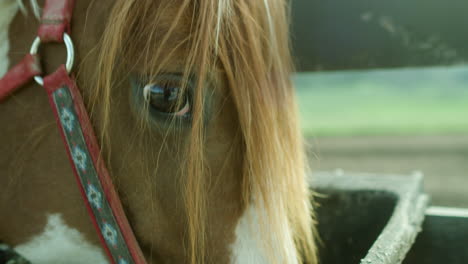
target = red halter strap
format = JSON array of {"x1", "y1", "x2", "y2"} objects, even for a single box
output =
[
  {"x1": 38, "y1": 0, "x2": 74, "y2": 42},
  {"x1": 0, "y1": 54, "x2": 41, "y2": 101},
  {"x1": 0, "y1": 1, "x2": 147, "y2": 264}
]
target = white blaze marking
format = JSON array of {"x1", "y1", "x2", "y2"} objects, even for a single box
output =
[
  {"x1": 0, "y1": 0, "x2": 19, "y2": 76},
  {"x1": 231, "y1": 204, "x2": 298, "y2": 264},
  {"x1": 15, "y1": 214, "x2": 108, "y2": 264}
]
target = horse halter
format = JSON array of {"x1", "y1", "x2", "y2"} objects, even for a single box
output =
[{"x1": 0, "y1": 1, "x2": 146, "y2": 263}]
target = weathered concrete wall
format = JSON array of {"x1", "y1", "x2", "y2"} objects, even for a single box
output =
[{"x1": 312, "y1": 172, "x2": 428, "y2": 264}]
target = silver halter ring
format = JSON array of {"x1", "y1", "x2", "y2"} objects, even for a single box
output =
[{"x1": 29, "y1": 33, "x2": 75, "y2": 86}]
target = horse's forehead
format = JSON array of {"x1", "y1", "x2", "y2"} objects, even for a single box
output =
[
  {"x1": 124, "y1": 5, "x2": 194, "y2": 72},
  {"x1": 146, "y1": 1, "x2": 192, "y2": 30}
]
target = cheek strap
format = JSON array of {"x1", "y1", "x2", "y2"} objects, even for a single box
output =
[{"x1": 0, "y1": 1, "x2": 147, "y2": 264}]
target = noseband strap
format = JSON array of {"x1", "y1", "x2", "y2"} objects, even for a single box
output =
[{"x1": 0, "y1": 1, "x2": 147, "y2": 264}]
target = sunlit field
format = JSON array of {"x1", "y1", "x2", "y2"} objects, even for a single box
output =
[
  {"x1": 296, "y1": 66, "x2": 468, "y2": 207},
  {"x1": 295, "y1": 66, "x2": 468, "y2": 137}
]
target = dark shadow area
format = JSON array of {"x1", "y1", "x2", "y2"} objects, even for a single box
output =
[
  {"x1": 314, "y1": 190, "x2": 397, "y2": 264},
  {"x1": 291, "y1": 0, "x2": 468, "y2": 71},
  {"x1": 403, "y1": 214, "x2": 468, "y2": 264}
]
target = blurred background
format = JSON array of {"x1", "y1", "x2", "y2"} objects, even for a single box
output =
[{"x1": 291, "y1": 0, "x2": 468, "y2": 207}]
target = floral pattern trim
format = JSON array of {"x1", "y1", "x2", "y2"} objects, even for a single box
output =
[{"x1": 52, "y1": 86, "x2": 134, "y2": 264}]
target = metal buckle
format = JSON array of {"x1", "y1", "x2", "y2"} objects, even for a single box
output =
[{"x1": 29, "y1": 33, "x2": 75, "y2": 86}]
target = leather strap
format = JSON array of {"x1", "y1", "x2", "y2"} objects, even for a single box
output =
[
  {"x1": 38, "y1": 0, "x2": 75, "y2": 42},
  {"x1": 43, "y1": 66, "x2": 146, "y2": 264},
  {"x1": 0, "y1": 1, "x2": 148, "y2": 263},
  {"x1": 0, "y1": 0, "x2": 75, "y2": 97},
  {"x1": 0, "y1": 54, "x2": 41, "y2": 102}
]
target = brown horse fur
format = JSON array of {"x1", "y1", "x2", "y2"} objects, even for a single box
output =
[{"x1": 0, "y1": 0, "x2": 317, "y2": 263}]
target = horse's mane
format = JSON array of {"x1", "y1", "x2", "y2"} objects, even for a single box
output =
[
  {"x1": 88, "y1": 0, "x2": 317, "y2": 263},
  {"x1": 16, "y1": 0, "x2": 41, "y2": 18}
]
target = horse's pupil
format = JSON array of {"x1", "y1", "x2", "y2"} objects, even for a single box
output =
[{"x1": 146, "y1": 83, "x2": 184, "y2": 113}]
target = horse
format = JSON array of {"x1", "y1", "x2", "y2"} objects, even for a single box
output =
[{"x1": 0, "y1": 0, "x2": 317, "y2": 263}]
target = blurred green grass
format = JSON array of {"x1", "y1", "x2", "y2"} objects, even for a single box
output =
[{"x1": 294, "y1": 66, "x2": 468, "y2": 137}]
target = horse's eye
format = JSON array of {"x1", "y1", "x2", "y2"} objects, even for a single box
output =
[{"x1": 143, "y1": 81, "x2": 190, "y2": 116}]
